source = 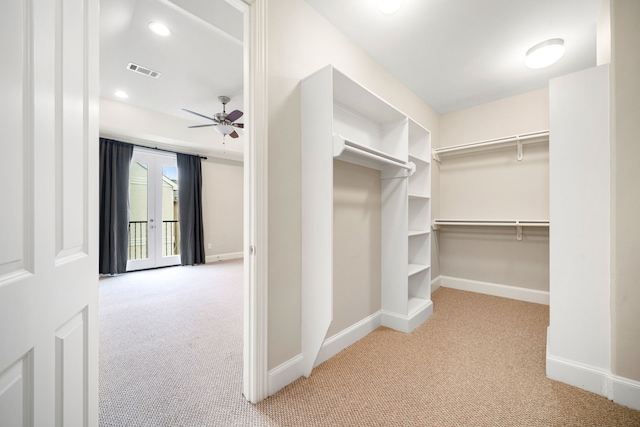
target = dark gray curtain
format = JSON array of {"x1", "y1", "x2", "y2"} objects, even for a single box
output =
[
  {"x1": 99, "y1": 138, "x2": 134, "y2": 274},
  {"x1": 177, "y1": 153, "x2": 205, "y2": 265}
]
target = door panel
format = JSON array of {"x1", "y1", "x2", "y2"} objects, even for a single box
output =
[{"x1": 0, "y1": 0, "x2": 99, "y2": 425}]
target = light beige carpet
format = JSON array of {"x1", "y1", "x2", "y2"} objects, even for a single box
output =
[
  {"x1": 256, "y1": 288, "x2": 640, "y2": 427},
  {"x1": 99, "y1": 262, "x2": 640, "y2": 426}
]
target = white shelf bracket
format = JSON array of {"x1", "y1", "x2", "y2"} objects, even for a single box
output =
[
  {"x1": 516, "y1": 221, "x2": 523, "y2": 241},
  {"x1": 516, "y1": 136, "x2": 523, "y2": 162},
  {"x1": 432, "y1": 149, "x2": 440, "y2": 163}
]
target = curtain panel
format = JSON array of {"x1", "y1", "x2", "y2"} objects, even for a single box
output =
[
  {"x1": 177, "y1": 153, "x2": 206, "y2": 265},
  {"x1": 99, "y1": 138, "x2": 134, "y2": 274}
]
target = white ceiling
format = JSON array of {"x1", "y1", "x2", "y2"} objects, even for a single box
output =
[
  {"x1": 304, "y1": 0, "x2": 601, "y2": 113},
  {"x1": 100, "y1": 0, "x2": 602, "y2": 157},
  {"x1": 100, "y1": 0, "x2": 245, "y2": 156}
]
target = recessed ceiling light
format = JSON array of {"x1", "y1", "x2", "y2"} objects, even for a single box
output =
[
  {"x1": 114, "y1": 90, "x2": 128, "y2": 99},
  {"x1": 377, "y1": 0, "x2": 404, "y2": 15},
  {"x1": 148, "y1": 22, "x2": 171, "y2": 37},
  {"x1": 525, "y1": 38, "x2": 565, "y2": 69}
]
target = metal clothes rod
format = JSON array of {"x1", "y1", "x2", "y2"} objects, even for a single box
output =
[
  {"x1": 433, "y1": 219, "x2": 549, "y2": 227},
  {"x1": 342, "y1": 144, "x2": 413, "y2": 171},
  {"x1": 333, "y1": 134, "x2": 413, "y2": 171},
  {"x1": 432, "y1": 130, "x2": 549, "y2": 160}
]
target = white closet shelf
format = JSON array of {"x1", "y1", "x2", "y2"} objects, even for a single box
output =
[
  {"x1": 408, "y1": 264, "x2": 429, "y2": 277},
  {"x1": 432, "y1": 130, "x2": 549, "y2": 162},
  {"x1": 408, "y1": 230, "x2": 430, "y2": 237},
  {"x1": 333, "y1": 135, "x2": 415, "y2": 174},
  {"x1": 408, "y1": 194, "x2": 430, "y2": 200},
  {"x1": 408, "y1": 153, "x2": 430, "y2": 164},
  {"x1": 432, "y1": 219, "x2": 549, "y2": 241}
]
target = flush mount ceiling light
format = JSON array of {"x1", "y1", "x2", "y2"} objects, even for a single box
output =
[
  {"x1": 148, "y1": 22, "x2": 171, "y2": 37},
  {"x1": 114, "y1": 90, "x2": 128, "y2": 99},
  {"x1": 377, "y1": 0, "x2": 404, "y2": 15},
  {"x1": 525, "y1": 38, "x2": 565, "y2": 69}
]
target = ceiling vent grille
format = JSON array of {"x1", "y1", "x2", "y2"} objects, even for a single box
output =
[{"x1": 127, "y1": 63, "x2": 161, "y2": 78}]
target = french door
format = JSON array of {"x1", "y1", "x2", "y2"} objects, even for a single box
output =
[{"x1": 127, "y1": 148, "x2": 181, "y2": 271}]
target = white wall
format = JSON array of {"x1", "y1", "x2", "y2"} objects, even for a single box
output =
[
  {"x1": 436, "y1": 89, "x2": 550, "y2": 295},
  {"x1": 547, "y1": 66, "x2": 611, "y2": 393},
  {"x1": 201, "y1": 158, "x2": 243, "y2": 260},
  {"x1": 266, "y1": 0, "x2": 439, "y2": 370},
  {"x1": 610, "y1": 0, "x2": 640, "y2": 384},
  {"x1": 330, "y1": 160, "x2": 382, "y2": 337}
]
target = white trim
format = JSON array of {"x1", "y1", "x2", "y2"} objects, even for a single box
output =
[
  {"x1": 546, "y1": 352, "x2": 640, "y2": 411},
  {"x1": 610, "y1": 375, "x2": 640, "y2": 411},
  {"x1": 546, "y1": 353, "x2": 610, "y2": 396},
  {"x1": 268, "y1": 354, "x2": 304, "y2": 396},
  {"x1": 381, "y1": 301, "x2": 433, "y2": 333},
  {"x1": 439, "y1": 275, "x2": 549, "y2": 305},
  {"x1": 431, "y1": 275, "x2": 441, "y2": 293},
  {"x1": 242, "y1": 0, "x2": 269, "y2": 404},
  {"x1": 205, "y1": 252, "x2": 243, "y2": 263},
  {"x1": 268, "y1": 311, "x2": 383, "y2": 396},
  {"x1": 315, "y1": 311, "x2": 382, "y2": 367}
]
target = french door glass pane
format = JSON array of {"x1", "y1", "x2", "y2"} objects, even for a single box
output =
[
  {"x1": 162, "y1": 165, "x2": 180, "y2": 257},
  {"x1": 129, "y1": 162, "x2": 149, "y2": 260}
]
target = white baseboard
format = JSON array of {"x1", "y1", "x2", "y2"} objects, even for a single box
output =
[
  {"x1": 439, "y1": 275, "x2": 549, "y2": 305},
  {"x1": 546, "y1": 353, "x2": 640, "y2": 411},
  {"x1": 381, "y1": 301, "x2": 433, "y2": 333},
  {"x1": 205, "y1": 251, "x2": 243, "y2": 263},
  {"x1": 431, "y1": 276, "x2": 441, "y2": 293},
  {"x1": 269, "y1": 311, "x2": 383, "y2": 396},
  {"x1": 610, "y1": 375, "x2": 640, "y2": 411},
  {"x1": 315, "y1": 311, "x2": 382, "y2": 367}
]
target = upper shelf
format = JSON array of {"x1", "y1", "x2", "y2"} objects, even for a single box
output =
[
  {"x1": 333, "y1": 134, "x2": 415, "y2": 175},
  {"x1": 432, "y1": 130, "x2": 549, "y2": 162}
]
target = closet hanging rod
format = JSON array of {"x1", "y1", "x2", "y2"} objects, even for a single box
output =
[
  {"x1": 432, "y1": 219, "x2": 549, "y2": 241},
  {"x1": 432, "y1": 219, "x2": 549, "y2": 227},
  {"x1": 432, "y1": 130, "x2": 549, "y2": 161},
  {"x1": 333, "y1": 135, "x2": 414, "y2": 172}
]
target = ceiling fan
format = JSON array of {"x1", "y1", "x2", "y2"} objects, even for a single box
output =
[{"x1": 182, "y1": 96, "x2": 244, "y2": 138}]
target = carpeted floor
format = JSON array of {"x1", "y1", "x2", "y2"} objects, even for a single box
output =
[{"x1": 99, "y1": 261, "x2": 640, "y2": 426}]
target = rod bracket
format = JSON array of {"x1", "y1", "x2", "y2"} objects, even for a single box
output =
[
  {"x1": 516, "y1": 222, "x2": 523, "y2": 241},
  {"x1": 516, "y1": 136, "x2": 523, "y2": 161}
]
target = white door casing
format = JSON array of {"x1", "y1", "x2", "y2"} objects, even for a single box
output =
[{"x1": 0, "y1": 0, "x2": 99, "y2": 425}]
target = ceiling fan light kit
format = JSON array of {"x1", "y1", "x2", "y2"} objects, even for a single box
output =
[
  {"x1": 377, "y1": 0, "x2": 404, "y2": 15},
  {"x1": 183, "y1": 95, "x2": 244, "y2": 146},
  {"x1": 525, "y1": 38, "x2": 565, "y2": 69}
]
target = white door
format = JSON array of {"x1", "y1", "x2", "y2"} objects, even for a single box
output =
[
  {"x1": 0, "y1": 0, "x2": 99, "y2": 425},
  {"x1": 127, "y1": 148, "x2": 181, "y2": 271}
]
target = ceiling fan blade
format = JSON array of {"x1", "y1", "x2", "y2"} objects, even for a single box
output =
[
  {"x1": 182, "y1": 108, "x2": 218, "y2": 122},
  {"x1": 226, "y1": 110, "x2": 243, "y2": 123},
  {"x1": 229, "y1": 130, "x2": 239, "y2": 138},
  {"x1": 188, "y1": 124, "x2": 216, "y2": 128},
  {"x1": 232, "y1": 123, "x2": 244, "y2": 128}
]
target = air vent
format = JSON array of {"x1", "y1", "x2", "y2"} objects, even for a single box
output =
[{"x1": 127, "y1": 63, "x2": 161, "y2": 78}]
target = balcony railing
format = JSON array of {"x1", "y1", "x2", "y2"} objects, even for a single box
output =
[{"x1": 128, "y1": 220, "x2": 180, "y2": 260}]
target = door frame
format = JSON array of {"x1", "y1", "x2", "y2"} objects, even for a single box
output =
[
  {"x1": 127, "y1": 147, "x2": 181, "y2": 271},
  {"x1": 232, "y1": 0, "x2": 269, "y2": 403}
]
